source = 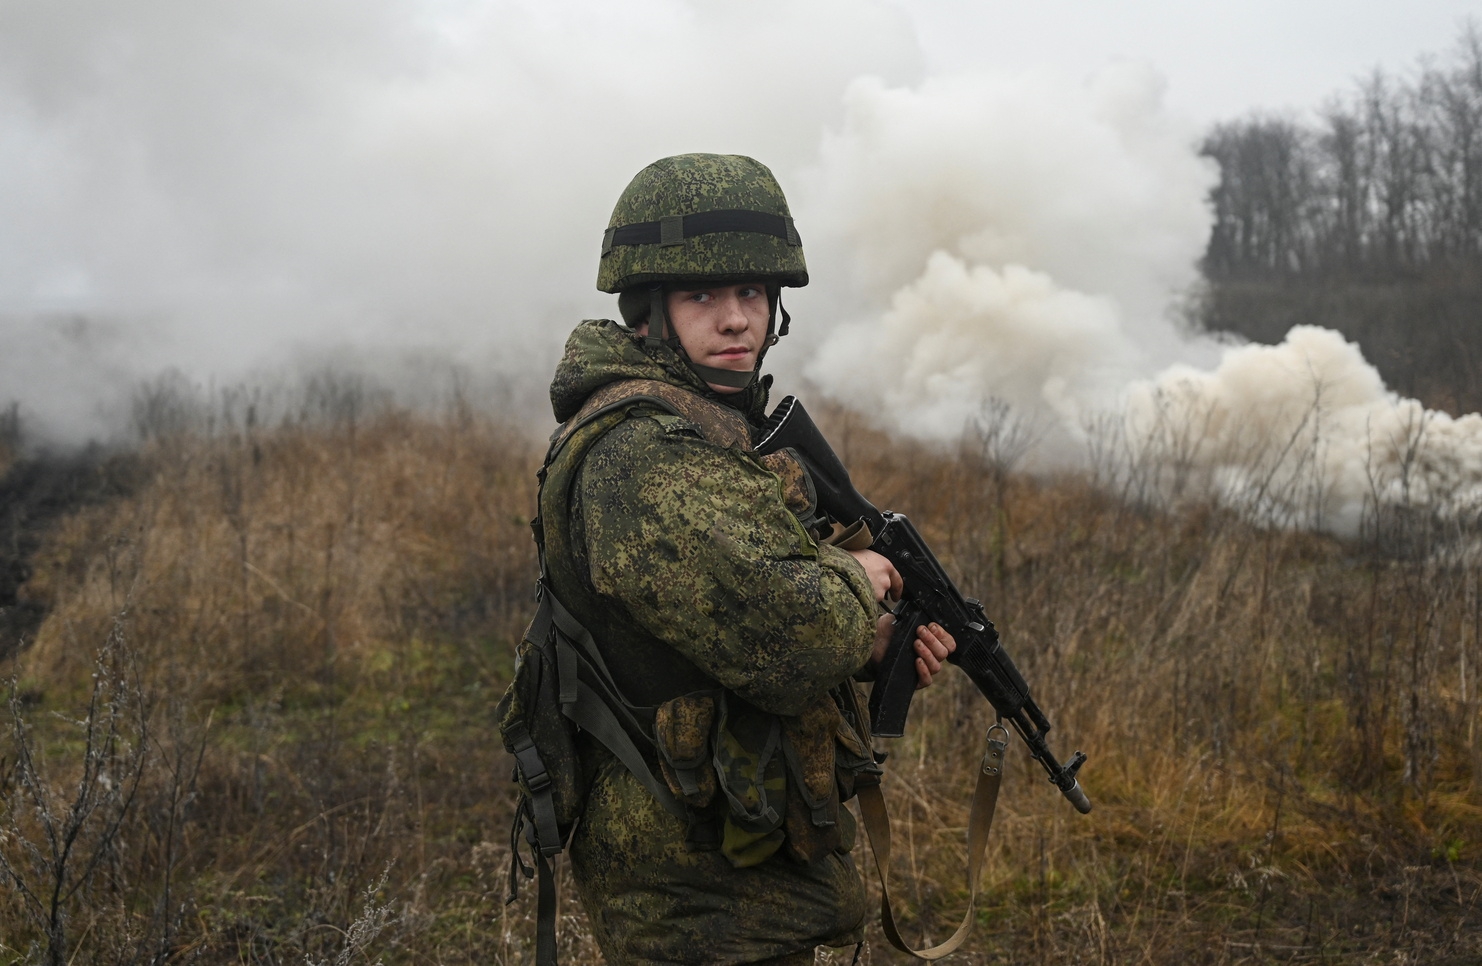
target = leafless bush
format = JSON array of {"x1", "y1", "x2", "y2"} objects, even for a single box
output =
[
  {"x1": 305, "y1": 868, "x2": 398, "y2": 966},
  {"x1": 3, "y1": 397, "x2": 1480, "y2": 963},
  {"x1": 1, "y1": 615, "x2": 148, "y2": 966}
]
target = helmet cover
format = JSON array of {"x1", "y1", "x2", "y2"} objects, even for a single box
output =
[{"x1": 597, "y1": 153, "x2": 808, "y2": 293}]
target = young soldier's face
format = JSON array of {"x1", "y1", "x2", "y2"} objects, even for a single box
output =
[{"x1": 662, "y1": 282, "x2": 770, "y2": 393}]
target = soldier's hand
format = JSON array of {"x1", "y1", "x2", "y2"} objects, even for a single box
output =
[
  {"x1": 911, "y1": 622, "x2": 956, "y2": 689},
  {"x1": 846, "y1": 549, "x2": 902, "y2": 603},
  {"x1": 867, "y1": 617, "x2": 956, "y2": 689}
]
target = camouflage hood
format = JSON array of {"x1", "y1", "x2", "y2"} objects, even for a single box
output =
[{"x1": 550, "y1": 319, "x2": 769, "y2": 425}]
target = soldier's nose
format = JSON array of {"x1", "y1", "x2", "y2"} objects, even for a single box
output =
[{"x1": 718, "y1": 299, "x2": 747, "y2": 330}]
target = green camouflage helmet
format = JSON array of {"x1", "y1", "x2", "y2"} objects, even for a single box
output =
[{"x1": 597, "y1": 154, "x2": 808, "y2": 294}]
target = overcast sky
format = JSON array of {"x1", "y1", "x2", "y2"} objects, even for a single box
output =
[
  {"x1": 2, "y1": 0, "x2": 1479, "y2": 443},
  {"x1": 912, "y1": 0, "x2": 1478, "y2": 124}
]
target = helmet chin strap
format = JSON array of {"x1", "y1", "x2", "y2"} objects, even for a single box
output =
[
  {"x1": 685, "y1": 360, "x2": 757, "y2": 390},
  {"x1": 643, "y1": 285, "x2": 791, "y2": 392}
]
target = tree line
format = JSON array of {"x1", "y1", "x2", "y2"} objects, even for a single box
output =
[{"x1": 1198, "y1": 23, "x2": 1482, "y2": 414}]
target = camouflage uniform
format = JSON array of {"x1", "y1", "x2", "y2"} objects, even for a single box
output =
[{"x1": 543, "y1": 318, "x2": 878, "y2": 963}]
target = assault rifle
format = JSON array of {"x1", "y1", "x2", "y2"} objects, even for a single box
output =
[{"x1": 756, "y1": 396, "x2": 1091, "y2": 815}]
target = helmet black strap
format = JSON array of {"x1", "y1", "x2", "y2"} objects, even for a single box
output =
[
  {"x1": 750, "y1": 285, "x2": 788, "y2": 374},
  {"x1": 684, "y1": 358, "x2": 756, "y2": 390},
  {"x1": 645, "y1": 286, "x2": 669, "y2": 345}
]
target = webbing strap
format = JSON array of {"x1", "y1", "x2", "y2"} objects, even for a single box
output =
[
  {"x1": 602, "y1": 209, "x2": 800, "y2": 254},
  {"x1": 525, "y1": 589, "x2": 553, "y2": 648},
  {"x1": 780, "y1": 726, "x2": 833, "y2": 827},
  {"x1": 533, "y1": 841, "x2": 558, "y2": 965},
  {"x1": 683, "y1": 355, "x2": 756, "y2": 390},
  {"x1": 507, "y1": 721, "x2": 563, "y2": 859},
  {"x1": 711, "y1": 697, "x2": 783, "y2": 833},
  {"x1": 565, "y1": 679, "x2": 691, "y2": 823},
  {"x1": 547, "y1": 592, "x2": 614, "y2": 689},
  {"x1": 540, "y1": 586, "x2": 689, "y2": 822},
  {"x1": 646, "y1": 286, "x2": 668, "y2": 345},
  {"x1": 857, "y1": 725, "x2": 1008, "y2": 960},
  {"x1": 547, "y1": 593, "x2": 652, "y2": 741}
]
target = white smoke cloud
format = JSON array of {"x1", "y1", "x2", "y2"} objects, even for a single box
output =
[
  {"x1": 796, "y1": 64, "x2": 1482, "y2": 533},
  {"x1": 3, "y1": 0, "x2": 1480, "y2": 535},
  {"x1": 0, "y1": 0, "x2": 920, "y2": 439},
  {"x1": 1125, "y1": 327, "x2": 1482, "y2": 534},
  {"x1": 798, "y1": 64, "x2": 1221, "y2": 442},
  {"x1": 800, "y1": 67, "x2": 1214, "y2": 328},
  {"x1": 812, "y1": 253, "x2": 1134, "y2": 435}
]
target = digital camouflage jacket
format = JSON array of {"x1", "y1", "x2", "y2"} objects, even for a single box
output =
[{"x1": 542, "y1": 319, "x2": 879, "y2": 964}]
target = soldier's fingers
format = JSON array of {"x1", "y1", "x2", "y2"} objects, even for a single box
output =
[
  {"x1": 846, "y1": 549, "x2": 897, "y2": 602},
  {"x1": 914, "y1": 637, "x2": 944, "y2": 674},
  {"x1": 915, "y1": 656, "x2": 933, "y2": 689},
  {"x1": 916, "y1": 623, "x2": 952, "y2": 660}
]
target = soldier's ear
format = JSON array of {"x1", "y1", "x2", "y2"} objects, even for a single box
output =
[{"x1": 617, "y1": 286, "x2": 653, "y2": 329}]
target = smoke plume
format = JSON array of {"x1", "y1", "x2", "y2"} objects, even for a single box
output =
[
  {"x1": 0, "y1": 0, "x2": 920, "y2": 439},
  {"x1": 796, "y1": 66, "x2": 1482, "y2": 533},
  {"x1": 2, "y1": 0, "x2": 1479, "y2": 534}
]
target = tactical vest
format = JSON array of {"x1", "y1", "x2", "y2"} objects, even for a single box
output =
[{"x1": 499, "y1": 377, "x2": 879, "y2": 963}]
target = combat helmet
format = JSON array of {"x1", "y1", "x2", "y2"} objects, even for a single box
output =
[{"x1": 598, "y1": 153, "x2": 807, "y2": 389}]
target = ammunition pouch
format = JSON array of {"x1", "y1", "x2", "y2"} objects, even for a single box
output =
[{"x1": 650, "y1": 681, "x2": 880, "y2": 868}]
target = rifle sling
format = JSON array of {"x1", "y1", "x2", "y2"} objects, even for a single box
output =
[{"x1": 856, "y1": 727, "x2": 1007, "y2": 960}]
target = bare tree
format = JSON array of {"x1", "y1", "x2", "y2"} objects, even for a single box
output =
[{"x1": 1197, "y1": 20, "x2": 1482, "y2": 416}]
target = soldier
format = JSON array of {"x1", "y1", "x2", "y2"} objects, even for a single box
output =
[{"x1": 538, "y1": 153, "x2": 955, "y2": 964}]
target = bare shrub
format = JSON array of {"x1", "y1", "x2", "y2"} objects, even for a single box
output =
[
  {"x1": 2, "y1": 396, "x2": 1479, "y2": 963},
  {"x1": 0, "y1": 616, "x2": 148, "y2": 966}
]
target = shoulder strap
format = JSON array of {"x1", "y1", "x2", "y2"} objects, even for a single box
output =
[
  {"x1": 539, "y1": 377, "x2": 757, "y2": 569},
  {"x1": 550, "y1": 377, "x2": 751, "y2": 459},
  {"x1": 534, "y1": 380, "x2": 688, "y2": 580},
  {"x1": 856, "y1": 724, "x2": 1008, "y2": 959},
  {"x1": 514, "y1": 588, "x2": 696, "y2": 966},
  {"x1": 543, "y1": 589, "x2": 690, "y2": 824}
]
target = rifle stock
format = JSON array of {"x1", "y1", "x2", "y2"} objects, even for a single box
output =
[{"x1": 756, "y1": 396, "x2": 1091, "y2": 815}]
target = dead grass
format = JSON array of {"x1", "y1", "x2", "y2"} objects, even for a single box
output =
[{"x1": 2, "y1": 399, "x2": 1480, "y2": 964}]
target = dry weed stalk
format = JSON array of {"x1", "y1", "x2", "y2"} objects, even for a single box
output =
[
  {"x1": 0, "y1": 394, "x2": 1477, "y2": 963},
  {"x1": 0, "y1": 614, "x2": 148, "y2": 966},
  {"x1": 826, "y1": 404, "x2": 1482, "y2": 963}
]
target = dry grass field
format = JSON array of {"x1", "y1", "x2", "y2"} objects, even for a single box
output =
[{"x1": 1, "y1": 390, "x2": 1480, "y2": 964}]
